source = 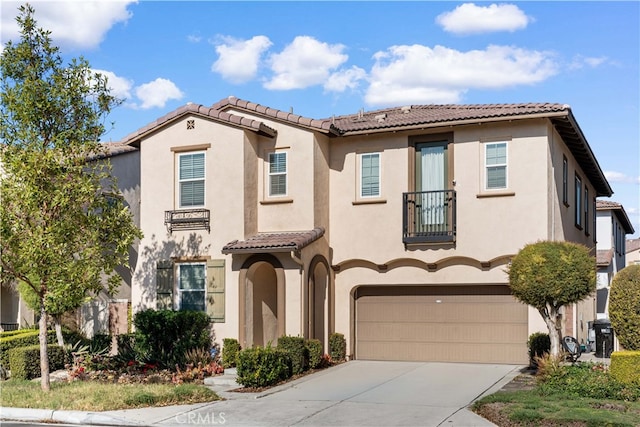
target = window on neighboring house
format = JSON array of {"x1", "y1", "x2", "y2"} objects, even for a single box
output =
[
  {"x1": 562, "y1": 156, "x2": 569, "y2": 206},
  {"x1": 268, "y1": 151, "x2": 287, "y2": 197},
  {"x1": 155, "y1": 259, "x2": 226, "y2": 321},
  {"x1": 574, "y1": 174, "x2": 582, "y2": 229},
  {"x1": 179, "y1": 152, "x2": 205, "y2": 207},
  {"x1": 485, "y1": 142, "x2": 507, "y2": 189},
  {"x1": 592, "y1": 198, "x2": 597, "y2": 243},
  {"x1": 584, "y1": 187, "x2": 589, "y2": 235},
  {"x1": 360, "y1": 153, "x2": 381, "y2": 198}
]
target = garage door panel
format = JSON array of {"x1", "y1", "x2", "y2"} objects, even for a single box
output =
[{"x1": 355, "y1": 285, "x2": 528, "y2": 364}]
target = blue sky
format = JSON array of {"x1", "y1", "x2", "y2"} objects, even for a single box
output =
[{"x1": 2, "y1": 1, "x2": 639, "y2": 236}]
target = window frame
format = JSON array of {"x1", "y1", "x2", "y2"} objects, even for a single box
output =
[
  {"x1": 177, "y1": 151, "x2": 206, "y2": 208},
  {"x1": 268, "y1": 151, "x2": 288, "y2": 197},
  {"x1": 584, "y1": 187, "x2": 590, "y2": 236},
  {"x1": 574, "y1": 174, "x2": 583, "y2": 229},
  {"x1": 359, "y1": 152, "x2": 381, "y2": 198},
  {"x1": 562, "y1": 155, "x2": 569, "y2": 206},
  {"x1": 176, "y1": 262, "x2": 207, "y2": 312},
  {"x1": 484, "y1": 142, "x2": 508, "y2": 190}
]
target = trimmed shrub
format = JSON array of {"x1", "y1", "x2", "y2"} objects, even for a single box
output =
[
  {"x1": 222, "y1": 338, "x2": 241, "y2": 368},
  {"x1": 610, "y1": 350, "x2": 640, "y2": 386},
  {"x1": 609, "y1": 265, "x2": 640, "y2": 350},
  {"x1": 329, "y1": 333, "x2": 346, "y2": 362},
  {"x1": 236, "y1": 346, "x2": 291, "y2": 388},
  {"x1": 0, "y1": 330, "x2": 56, "y2": 367},
  {"x1": 133, "y1": 309, "x2": 212, "y2": 369},
  {"x1": 0, "y1": 328, "x2": 37, "y2": 338},
  {"x1": 528, "y1": 332, "x2": 550, "y2": 367},
  {"x1": 277, "y1": 336, "x2": 307, "y2": 375},
  {"x1": 305, "y1": 339, "x2": 323, "y2": 369},
  {"x1": 8, "y1": 344, "x2": 68, "y2": 380}
]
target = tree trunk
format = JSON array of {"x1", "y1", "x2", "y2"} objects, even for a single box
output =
[
  {"x1": 54, "y1": 316, "x2": 64, "y2": 347},
  {"x1": 38, "y1": 303, "x2": 50, "y2": 392},
  {"x1": 539, "y1": 304, "x2": 563, "y2": 357}
]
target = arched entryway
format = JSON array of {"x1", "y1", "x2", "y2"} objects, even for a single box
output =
[
  {"x1": 239, "y1": 254, "x2": 286, "y2": 348},
  {"x1": 308, "y1": 255, "x2": 332, "y2": 351}
]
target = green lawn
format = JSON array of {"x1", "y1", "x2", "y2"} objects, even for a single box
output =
[{"x1": 0, "y1": 379, "x2": 220, "y2": 411}]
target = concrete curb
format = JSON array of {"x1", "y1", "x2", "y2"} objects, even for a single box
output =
[{"x1": 1, "y1": 406, "x2": 144, "y2": 426}]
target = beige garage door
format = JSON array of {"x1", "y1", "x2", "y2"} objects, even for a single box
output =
[{"x1": 355, "y1": 285, "x2": 528, "y2": 364}]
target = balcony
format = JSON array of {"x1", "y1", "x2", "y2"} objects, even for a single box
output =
[
  {"x1": 403, "y1": 190, "x2": 456, "y2": 244},
  {"x1": 164, "y1": 208, "x2": 210, "y2": 233}
]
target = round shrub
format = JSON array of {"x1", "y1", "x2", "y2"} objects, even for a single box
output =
[
  {"x1": 609, "y1": 265, "x2": 640, "y2": 350},
  {"x1": 527, "y1": 332, "x2": 550, "y2": 367}
]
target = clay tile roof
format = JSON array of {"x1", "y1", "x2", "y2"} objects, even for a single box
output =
[
  {"x1": 222, "y1": 227, "x2": 325, "y2": 254},
  {"x1": 627, "y1": 238, "x2": 640, "y2": 253},
  {"x1": 119, "y1": 102, "x2": 277, "y2": 145},
  {"x1": 213, "y1": 96, "x2": 340, "y2": 135},
  {"x1": 597, "y1": 249, "x2": 614, "y2": 267},
  {"x1": 596, "y1": 199, "x2": 635, "y2": 234},
  {"x1": 324, "y1": 103, "x2": 570, "y2": 134}
]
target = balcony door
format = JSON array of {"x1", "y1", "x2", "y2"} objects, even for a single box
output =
[{"x1": 415, "y1": 141, "x2": 448, "y2": 233}]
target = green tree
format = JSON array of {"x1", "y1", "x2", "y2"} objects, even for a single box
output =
[
  {"x1": 508, "y1": 241, "x2": 595, "y2": 356},
  {"x1": 609, "y1": 264, "x2": 640, "y2": 351},
  {"x1": 0, "y1": 4, "x2": 142, "y2": 391}
]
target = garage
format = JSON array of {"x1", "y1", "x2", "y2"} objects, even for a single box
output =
[{"x1": 355, "y1": 285, "x2": 528, "y2": 364}]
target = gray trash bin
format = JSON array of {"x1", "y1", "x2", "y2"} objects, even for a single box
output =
[{"x1": 594, "y1": 319, "x2": 613, "y2": 358}]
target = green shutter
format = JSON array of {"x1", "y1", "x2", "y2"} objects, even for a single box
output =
[
  {"x1": 156, "y1": 260, "x2": 174, "y2": 310},
  {"x1": 206, "y1": 259, "x2": 225, "y2": 321}
]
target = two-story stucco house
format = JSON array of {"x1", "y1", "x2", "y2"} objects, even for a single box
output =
[
  {"x1": 626, "y1": 238, "x2": 640, "y2": 266},
  {"x1": 595, "y1": 200, "x2": 635, "y2": 320},
  {"x1": 121, "y1": 97, "x2": 612, "y2": 364}
]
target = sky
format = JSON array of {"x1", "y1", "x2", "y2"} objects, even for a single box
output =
[{"x1": 1, "y1": 1, "x2": 639, "y2": 237}]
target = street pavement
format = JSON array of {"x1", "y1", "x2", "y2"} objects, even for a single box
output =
[{"x1": 1, "y1": 360, "x2": 524, "y2": 427}]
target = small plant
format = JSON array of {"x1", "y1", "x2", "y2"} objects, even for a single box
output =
[
  {"x1": 329, "y1": 333, "x2": 346, "y2": 362},
  {"x1": 184, "y1": 347, "x2": 213, "y2": 367},
  {"x1": 222, "y1": 338, "x2": 241, "y2": 368},
  {"x1": 533, "y1": 352, "x2": 564, "y2": 383},
  {"x1": 527, "y1": 332, "x2": 550, "y2": 367}
]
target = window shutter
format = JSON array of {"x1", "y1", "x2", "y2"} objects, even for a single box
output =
[
  {"x1": 156, "y1": 260, "x2": 174, "y2": 310},
  {"x1": 206, "y1": 259, "x2": 225, "y2": 321}
]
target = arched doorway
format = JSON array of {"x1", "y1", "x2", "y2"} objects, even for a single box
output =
[
  {"x1": 239, "y1": 254, "x2": 286, "y2": 348},
  {"x1": 308, "y1": 256, "x2": 331, "y2": 351}
]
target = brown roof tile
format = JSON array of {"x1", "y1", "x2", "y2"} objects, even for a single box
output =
[
  {"x1": 119, "y1": 103, "x2": 277, "y2": 145},
  {"x1": 222, "y1": 227, "x2": 325, "y2": 254},
  {"x1": 597, "y1": 249, "x2": 614, "y2": 267}
]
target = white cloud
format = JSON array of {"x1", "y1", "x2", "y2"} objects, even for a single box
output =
[
  {"x1": 212, "y1": 35, "x2": 272, "y2": 84},
  {"x1": 188, "y1": 34, "x2": 202, "y2": 43},
  {"x1": 93, "y1": 69, "x2": 134, "y2": 101},
  {"x1": 1, "y1": 1, "x2": 136, "y2": 49},
  {"x1": 265, "y1": 36, "x2": 348, "y2": 90},
  {"x1": 366, "y1": 44, "x2": 557, "y2": 106},
  {"x1": 324, "y1": 66, "x2": 367, "y2": 92},
  {"x1": 604, "y1": 171, "x2": 640, "y2": 184},
  {"x1": 436, "y1": 3, "x2": 531, "y2": 35},
  {"x1": 569, "y1": 55, "x2": 609, "y2": 70},
  {"x1": 135, "y1": 78, "x2": 184, "y2": 110}
]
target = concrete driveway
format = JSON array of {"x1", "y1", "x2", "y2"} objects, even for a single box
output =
[{"x1": 143, "y1": 360, "x2": 521, "y2": 427}]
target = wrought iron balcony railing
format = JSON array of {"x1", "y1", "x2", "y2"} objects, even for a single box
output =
[
  {"x1": 164, "y1": 208, "x2": 210, "y2": 233},
  {"x1": 403, "y1": 190, "x2": 456, "y2": 244}
]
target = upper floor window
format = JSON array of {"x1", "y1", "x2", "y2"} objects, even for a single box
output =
[
  {"x1": 485, "y1": 142, "x2": 507, "y2": 189},
  {"x1": 584, "y1": 187, "x2": 590, "y2": 235},
  {"x1": 360, "y1": 153, "x2": 381, "y2": 198},
  {"x1": 562, "y1": 156, "x2": 569, "y2": 206},
  {"x1": 574, "y1": 174, "x2": 582, "y2": 229},
  {"x1": 178, "y1": 152, "x2": 205, "y2": 207},
  {"x1": 268, "y1": 151, "x2": 287, "y2": 197}
]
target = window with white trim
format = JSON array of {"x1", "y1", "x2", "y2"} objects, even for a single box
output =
[
  {"x1": 485, "y1": 142, "x2": 507, "y2": 189},
  {"x1": 178, "y1": 152, "x2": 205, "y2": 207},
  {"x1": 268, "y1": 151, "x2": 287, "y2": 197},
  {"x1": 575, "y1": 174, "x2": 582, "y2": 229},
  {"x1": 177, "y1": 263, "x2": 206, "y2": 311},
  {"x1": 360, "y1": 152, "x2": 380, "y2": 198}
]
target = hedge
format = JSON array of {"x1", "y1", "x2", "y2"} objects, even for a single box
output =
[
  {"x1": 329, "y1": 333, "x2": 346, "y2": 362},
  {"x1": 222, "y1": 338, "x2": 241, "y2": 368},
  {"x1": 277, "y1": 336, "x2": 307, "y2": 375},
  {"x1": 236, "y1": 346, "x2": 291, "y2": 388},
  {"x1": 305, "y1": 339, "x2": 323, "y2": 369},
  {"x1": 0, "y1": 330, "x2": 56, "y2": 367},
  {"x1": 8, "y1": 344, "x2": 68, "y2": 380},
  {"x1": 610, "y1": 350, "x2": 640, "y2": 386}
]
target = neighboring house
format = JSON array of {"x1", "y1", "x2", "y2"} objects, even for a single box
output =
[
  {"x1": 0, "y1": 142, "x2": 140, "y2": 337},
  {"x1": 121, "y1": 97, "x2": 612, "y2": 364},
  {"x1": 595, "y1": 201, "x2": 635, "y2": 320},
  {"x1": 626, "y1": 238, "x2": 640, "y2": 266}
]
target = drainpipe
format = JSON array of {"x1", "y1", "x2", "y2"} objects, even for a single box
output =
[{"x1": 290, "y1": 250, "x2": 303, "y2": 267}]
